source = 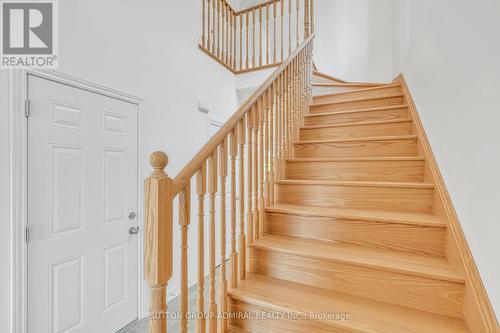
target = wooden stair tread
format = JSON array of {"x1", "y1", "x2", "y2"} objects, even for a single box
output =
[
  {"x1": 301, "y1": 118, "x2": 412, "y2": 130},
  {"x1": 313, "y1": 83, "x2": 401, "y2": 98},
  {"x1": 293, "y1": 134, "x2": 418, "y2": 144},
  {"x1": 265, "y1": 204, "x2": 446, "y2": 227},
  {"x1": 286, "y1": 156, "x2": 425, "y2": 162},
  {"x1": 276, "y1": 179, "x2": 434, "y2": 189},
  {"x1": 312, "y1": 94, "x2": 405, "y2": 107},
  {"x1": 313, "y1": 82, "x2": 384, "y2": 88},
  {"x1": 230, "y1": 274, "x2": 470, "y2": 333},
  {"x1": 305, "y1": 104, "x2": 408, "y2": 118},
  {"x1": 251, "y1": 234, "x2": 464, "y2": 283}
]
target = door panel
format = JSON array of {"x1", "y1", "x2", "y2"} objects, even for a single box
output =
[{"x1": 27, "y1": 75, "x2": 138, "y2": 333}]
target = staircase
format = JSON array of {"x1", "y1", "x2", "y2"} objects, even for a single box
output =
[
  {"x1": 143, "y1": 36, "x2": 499, "y2": 332},
  {"x1": 226, "y1": 75, "x2": 470, "y2": 332}
]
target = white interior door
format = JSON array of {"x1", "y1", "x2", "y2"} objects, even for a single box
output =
[{"x1": 27, "y1": 75, "x2": 139, "y2": 333}]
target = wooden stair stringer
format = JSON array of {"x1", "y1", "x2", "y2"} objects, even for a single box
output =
[
  {"x1": 395, "y1": 74, "x2": 500, "y2": 332},
  {"x1": 313, "y1": 70, "x2": 387, "y2": 86},
  {"x1": 313, "y1": 70, "x2": 349, "y2": 83}
]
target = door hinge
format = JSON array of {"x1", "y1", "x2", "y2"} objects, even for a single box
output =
[
  {"x1": 24, "y1": 98, "x2": 31, "y2": 118},
  {"x1": 25, "y1": 225, "x2": 30, "y2": 243}
]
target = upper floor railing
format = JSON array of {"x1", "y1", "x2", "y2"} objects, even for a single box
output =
[
  {"x1": 144, "y1": 34, "x2": 314, "y2": 333},
  {"x1": 199, "y1": 0, "x2": 314, "y2": 73}
]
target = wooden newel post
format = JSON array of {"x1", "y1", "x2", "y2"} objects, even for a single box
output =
[{"x1": 144, "y1": 151, "x2": 173, "y2": 333}]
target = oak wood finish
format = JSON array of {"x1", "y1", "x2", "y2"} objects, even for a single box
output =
[
  {"x1": 267, "y1": 203, "x2": 447, "y2": 227},
  {"x1": 179, "y1": 182, "x2": 190, "y2": 333},
  {"x1": 310, "y1": 0, "x2": 314, "y2": 35},
  {"x1": 252, "y1": 10, "x2": 255, "y2": 67},
  {"x1": 202, "y1": 0, "x2": 206, "y2": 48},
  {"x1": 239, "y1": 12, "x2": 242, "y2": 70},
  {"x1": 247, "y1": 111, "x2": 254, "y2": 243},
  {"x1": 237, "y1": 121, "x2": 246, "y2": 280},
  {"x1": 285, "y1": 156, "x2": 425, "y2": 182},
  {"x1": 208, "y1": 151, "x2": 218, "y2": 333},
  {"x1": 312, "y1": 70, "x2": 348, "y2": 83},
  {"x1": 143, "y1": 36, "x2": 313, "y2": 333},
  {"x1": 245, "y1": 12, "x2": 249, "y2": 69},
  {"x1": 293, "y1": 135, "x2": 418, "y2": 158},
  {"x1": 219, "y1": 141, "x2": 228, "y2": 333},
  {"x1": 304, "y1": 0, "x2": 310, "y2": 37},
  {"x1": 252, "y1": 106, "x2": 259, "y2": 240},
  {"x1": 300, "y1": 118, "x2": 413, "y2": 140},
  {"x1": 143, "y1": 34, "x2": 499, "y2": 333},
  {"x1": 264, "y1": 208, "x2": 446, "y2": 256},
  {"x1": 312, "y1": 82, "x2": 383, "y2": 88},
  {"x1": 258, "y1": 99, "x2": 266, "y2": 239},
  {"x1": 199, "y1": 0, "x2": 313, "y2": 73},
  {"x1": 310, "y1": 95, "x2": 405, "y2": 114},
  {"x1": 249, "y1": 236, "x2": 464, "y2": 318},
  {"x1": 280, "y1": 0, "x2": 284, "y2": 62},
  {"x1": 296, "y1": 0, "x2": 299, "y2": 48},
  {"x1": 196, "y1": 165, "x2": 206, "y2": 333},
  {"x1": 275, "y1": 179, "x2": 435, "y2": 213},
  {"x1": 229, "y1": 274, "x2": 470, "y2": 333},
  {"x1": 395, "y1": 75, "x2": 500, "y2": 332},
  {"x1": 229, "y1": 130, "x2": 238, "y2": 288},
  {"x1": 229, "y1": 298, "x2": 346, "y2": 333},
  {"x1": 312, "y1": 83, "x2": 384, "y2": 95},
  {"x1": 144, "y1": 152, "x2": 172, "y2": 333},
  {"x1": 173, "y1": 35, "x2": 314, "y2": 195},
  {"x1": 288, "y1": 0, "x2": 291, "y2": 55},
  {"x1": 304, "y1": 105, "x2": 409, "y2": 126},
  {"x1": 312, "y1": 84, "x2": 402, "y2": 104}
]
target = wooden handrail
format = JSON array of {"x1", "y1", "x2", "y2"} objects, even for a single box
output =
[
  {"x1": 145, "y1": 31, "x2": 314, "y2": 333},
  {"x1": 174, "y1": 34, "x2": 314, "y2": 196}
]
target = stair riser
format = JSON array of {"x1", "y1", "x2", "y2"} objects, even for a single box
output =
[
  {"x1": 300, "y1": 121, "x2": 413, "y2": 140},
  {"x1": 313, "y1": 86, "x2": 403, "y2": 104},
  {"x1": 229, "y1": 298, "x2": 346, "y2": 333},
  {"x1": 293, "y1": 138, "x2": 418, "y2": 158},
  {"x1": 286, "y1": 160, "x2": 425, "y2": 182},
  {"x1": 249, "y1": 248, "x2": 464, "y2": 318},
  {"x1": 276, "y1": 183, "x2": 434, "y2": 213},
  {"x1": 310, "y1": 96, "x2": 405, "y2": 114},
  {"x1": 305, "y1": 107, "x2": 409, "y2": 126},
  {"x1": 265, "y1": 212, "x2": 445, "y2": 256}
]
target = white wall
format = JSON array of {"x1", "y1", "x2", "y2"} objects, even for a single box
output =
[
  {"x1": 313, "y1": 0, "x2": 394, "y2": 83},
  {"x1": 0, "y1": 72, "x2": 13, "y2": 333},
  {"x1": 56, "y1": 0, "x2": 238, "y2": 174},
  {"x1": 235, "y1": 67, "x2": 275, "y2": 104},
  {"x1": 393, "y1": 0, "x2": 500, "y2": 316},
  {"x1": 1, "y1": 0, "x2": 239, "y2": 329}
]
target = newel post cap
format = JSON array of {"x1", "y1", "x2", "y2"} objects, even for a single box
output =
[{"x1": 149, "y1": 151, "x2": 169, "y2": 174}]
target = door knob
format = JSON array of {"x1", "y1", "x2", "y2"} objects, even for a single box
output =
[{"x1": 129, "y1": 226, "x2": 140, "y2": 235}]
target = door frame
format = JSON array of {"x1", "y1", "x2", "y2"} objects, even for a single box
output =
[{"x1": 8, "y1": 69, "x2": 144, "y2": 333}]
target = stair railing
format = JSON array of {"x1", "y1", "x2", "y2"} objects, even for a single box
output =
[
  {"x1": 199, "y1": 0, "x2": 314, "y2": 73},
  {"x1": 144, "y1": 34, "x2": 314, "y2": 333}
]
